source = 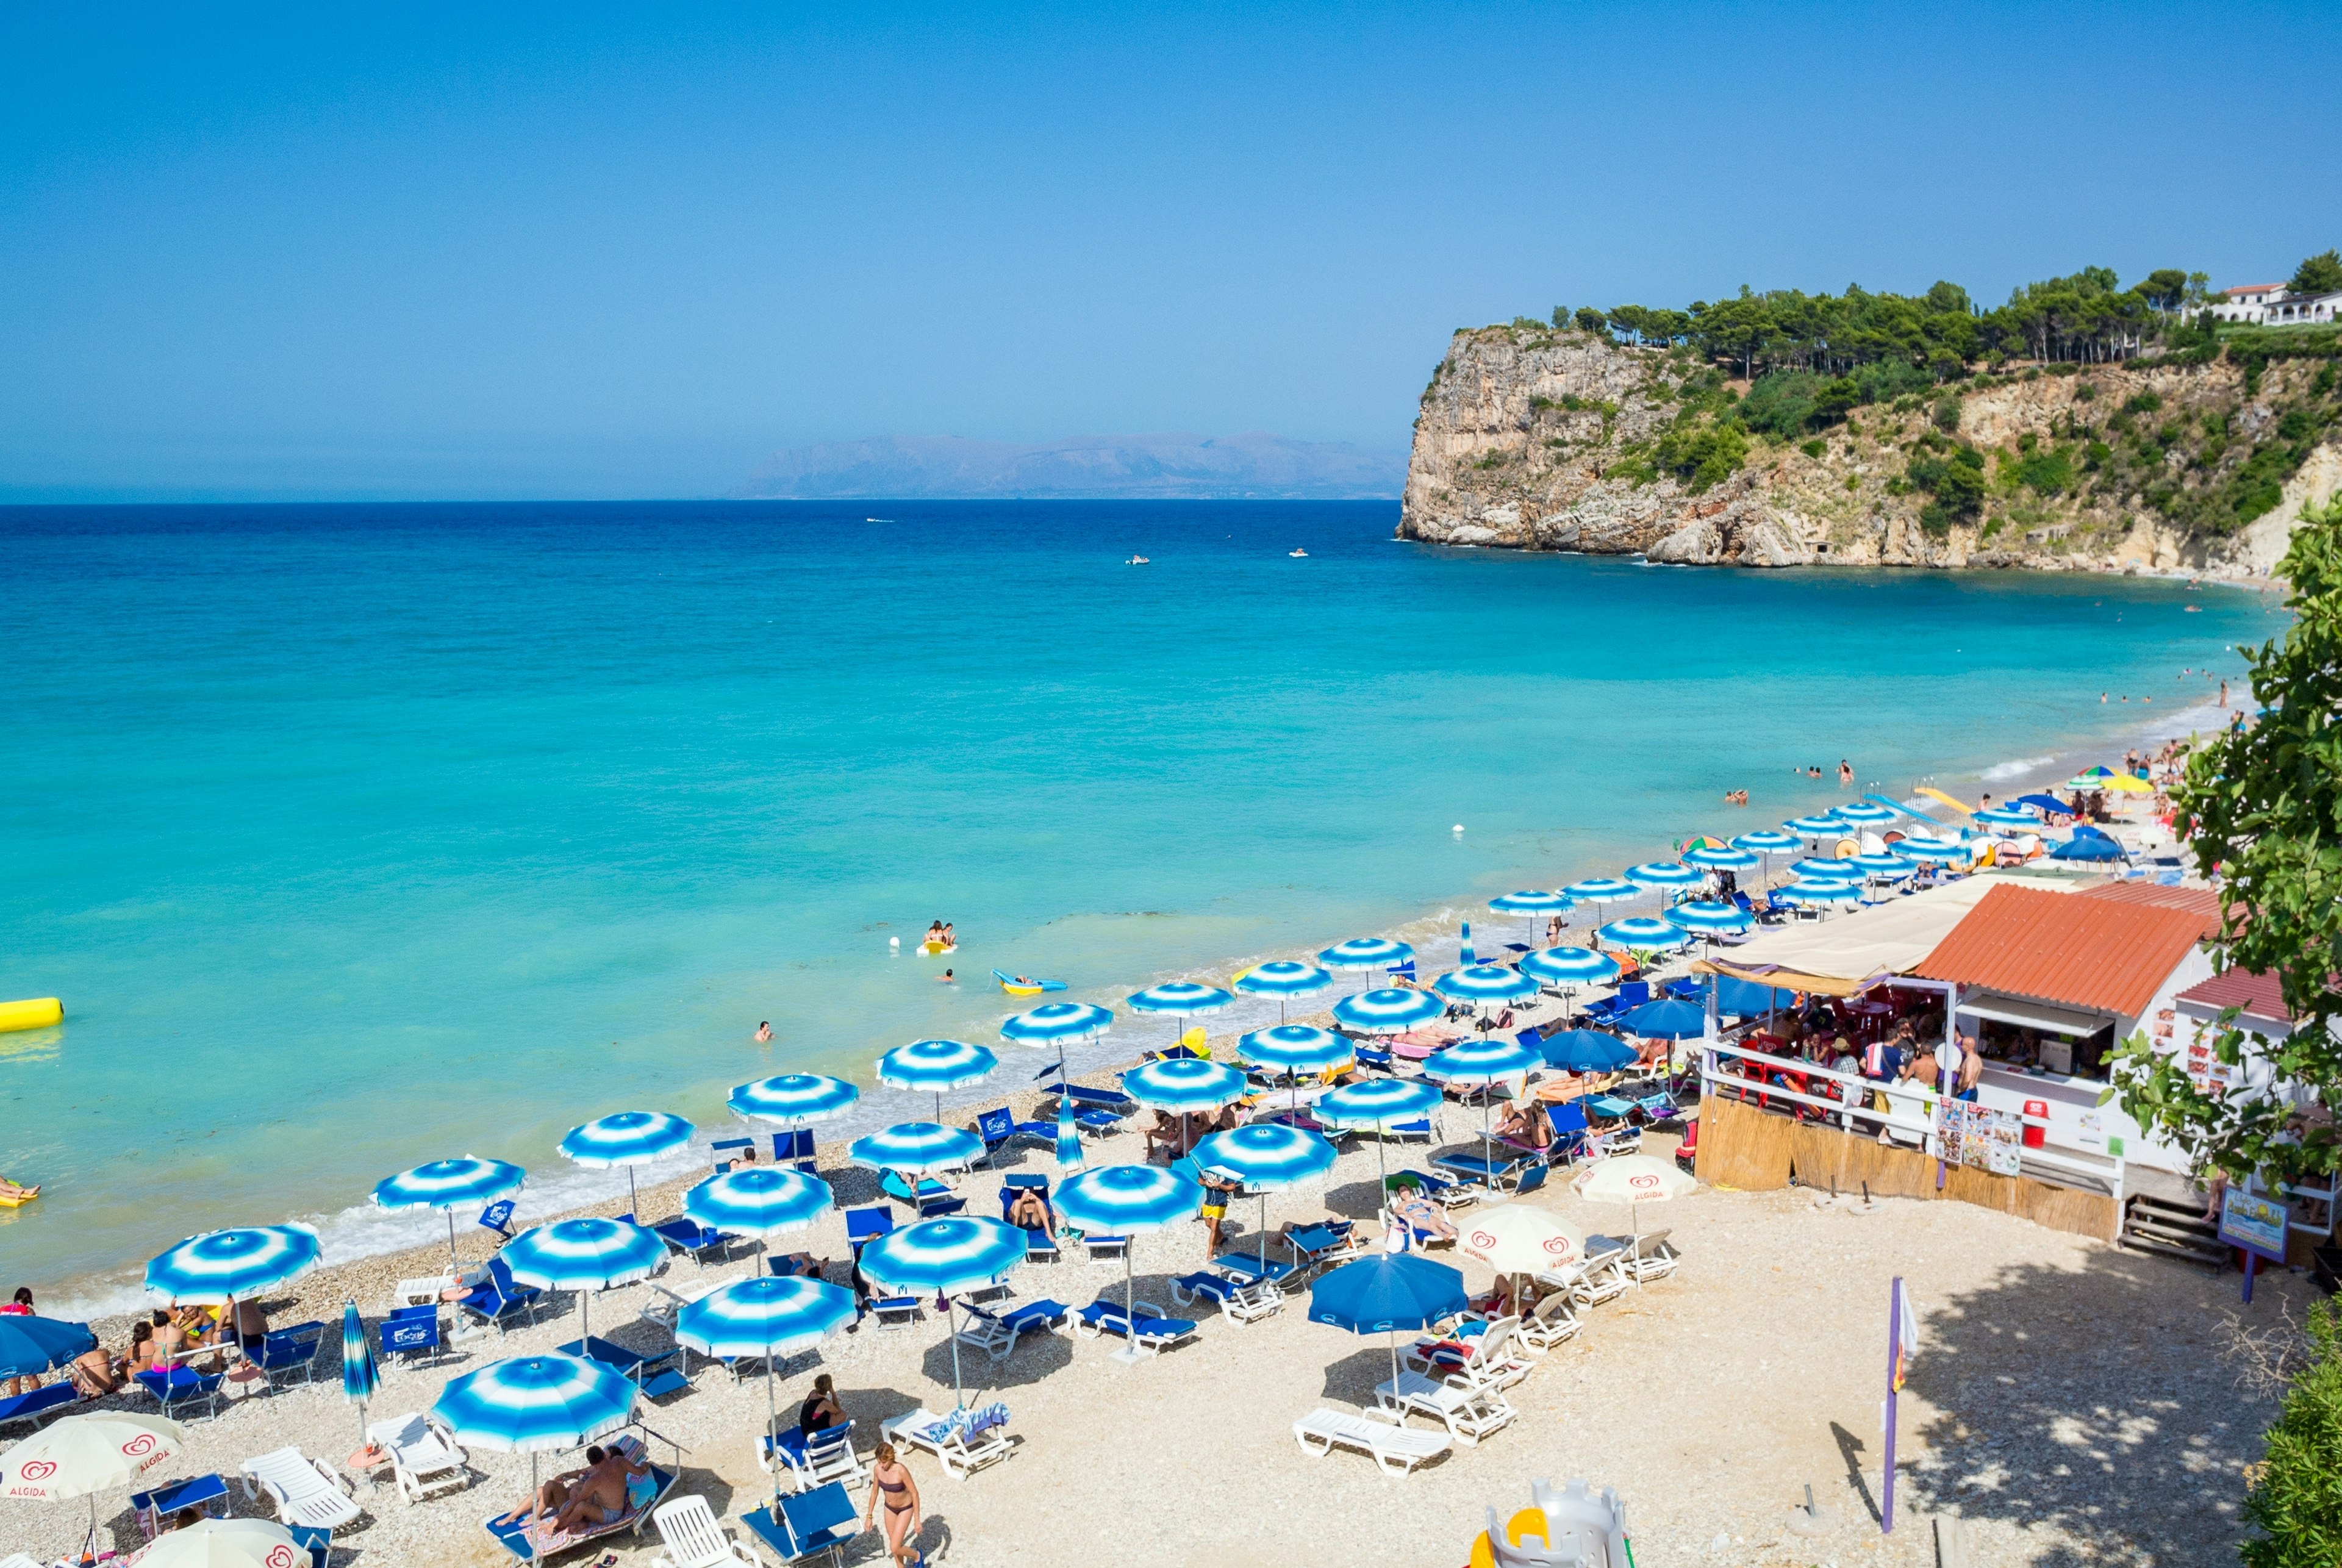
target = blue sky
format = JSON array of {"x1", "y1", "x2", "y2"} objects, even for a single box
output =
[{"x1": 4, "y1": 3, "x2": 2337, "y2": 501}]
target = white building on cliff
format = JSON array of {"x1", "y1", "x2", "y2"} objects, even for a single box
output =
[{"x1": 2211, "y1": 280, "x2": 2341, "y2": 325}]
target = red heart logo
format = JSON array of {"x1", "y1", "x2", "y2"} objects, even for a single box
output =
[
  {"x1": 1629, "y1": 1173, "x2": 1658, "y2": 1190},
  {"x1": 1467, "y1": 1230, "x2": 1495, "y2": 1249},
  {"x1": 1543, "y1": 1236, "x2": 1571, "y2": 1254},
  {"x1": 265, "y1": 1547, "x2": 297, "y2": 1568},
  {"x1": 122, "y1": 1435, "x2": 156, "y2": 1457},
  {"x1": 19, "y1": 1460, "x2": 57, "y2": 1481}
]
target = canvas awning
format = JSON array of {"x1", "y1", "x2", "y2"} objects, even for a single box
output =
[
  {"x1": 1697, "y1": 872, "x2": 2084, "y2": 997},
  {"x1": 1955, "y1": 989, "x2": 2108, "y2": 1037}
]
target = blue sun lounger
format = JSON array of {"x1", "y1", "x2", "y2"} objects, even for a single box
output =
[
  {"x1": 650, "y1": 1216, "x2": 739, "y2": 1265},
  {"x1": 997, "y1": 1175, "x2": 1061, "y2": 1262},
  {"x1": 134, "y1": 1366, "x2": 223, "y2": 1421},
  {"x1": 743, "y1": 1480, "x2": 858, "y2": 1567},
  {"x1": 879, "y1": 1170, "x2": 965, "y2": 1218},
  {"x1": 460, "y1": 1256, "x2": 544, "y2": 1334},
  {"x1": 0, "y1": 1382, "x2": 76, "y2": 1433},
  {"x1": 1073, "y1": 1298, "x2": 1198, "y2": 1356}
]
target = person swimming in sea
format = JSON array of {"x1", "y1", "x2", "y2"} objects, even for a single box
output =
[
  {"x1": 936, "y1": 968, "x2": 955, "y2": 984},
  {"x1": 754, "y1": 1021, "x2": 772, "y2": 1044}
]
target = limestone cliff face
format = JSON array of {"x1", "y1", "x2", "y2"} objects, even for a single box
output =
[{"x1": 1399, "y1": 326, "x2": 2338, "y2": 576}]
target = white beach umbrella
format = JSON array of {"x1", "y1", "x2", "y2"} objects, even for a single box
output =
[
  {"x1": 1572, "y1": 1154, "x2": 1695, "y2": 1287},
  {"x1": 0, "y1": 1411, "x2": 188, "y2": 1555}
]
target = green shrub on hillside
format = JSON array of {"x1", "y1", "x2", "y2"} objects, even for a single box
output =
[{"x1": 2241, "y1": 1298, "x2": 2342, "y2": 1566}]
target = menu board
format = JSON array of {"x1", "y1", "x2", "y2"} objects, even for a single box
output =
[
  {"x1": 1941, "y1": 1100, "x2": 2023, "y2": 1176},
  {"x1": 2179, "y1": 1012, "x2": 2238, "y2": 1094}
]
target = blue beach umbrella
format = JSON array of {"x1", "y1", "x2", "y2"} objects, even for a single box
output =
[
  {"x1": 1314, "y1": 1078, "x2": 1441, "y2": 1186},
  {"x1": 858, "y1": 1217, "x2": 1030, "y2": 1405},
  {"x1": 146, "y1": 1225, "x2": 321, "y2": 1305},
  {"x1": 340, "y1": 1300, "x2": 377, "y2": 1452},
  {"x1": 999, "y1": 1001, "x2": 1115, "y2": 1087},
  {"x1": 1058, "y1": 1165, "x2": 1206, "y2": 1365},
  {"x1": 1233, "y1": 961, "x2": 1334, "y2": 1022},
  {"x1": 1425, "y1": 1037, "x2": 1543, "y2": 1170},
  {"x1": 2051, "y1": 834, "x2": 2127, "y2": 862},
  {"x1": 1053, "y1": 1103, "x2": 1085, "y2": 1173},
  {"x1": 0, "y1": 1315, "x2": 95, "y2": 1383},
  {"x1": 1687, "y1": 975, "x2": 1800, "y2": 1020},
  {"x1": 1731, "y1": 829, "x2": 1802, "y2": 853},
  {"x1": 1126, "y1": 982, "x2": 1234, "y2": 1056},
  {"x1": 558, "y1": 1111, "x2": 695, "y2": 1214},
  {"x1": 728, "y1": 1073, "x2": 860, "y2": 1126},
  {"x1": 1832, "y1": 802, "x2": 1898, "y2": 826},
  {"x1": 1317, "y1": 936, "x2": 1416, "y2": 974},
  {"x1": 676, "y1": 1275, "x2": 856, "y2": 1484},
  {"x1": 1236, "y1": 1025, "x2": 1352, "y2": 1075},
  {"x1": 501, "y1": 1217, "x2": 667, "y2": 1341},
  {"x1": 1121, "y1": 1056, "x2": 1249, "y2": 1112},
  {"x1": 847, "y1": 1122, "x2": 986, "y2": 1176},
  {"x1": 1616, "y1": 997, "x2": 1709, "y2": 1040},
  {"x1": 1488, "y1": 892, "x2": 1574, "y2": 934},
  {"x1": 436, "y1": 1350, "x2": 638, "y2": 1554},
  {"x1": 1308, "y1": 1252, "x2": 1470, "y2": 1389},
  {"x1": 1664, "y1": 901, "x2": 1752, "y2": 936},
  {"x1": 683, "y1": 1167, "x2": 833, "y2": 1251},
  {"x1": 1778, "y1": 878, "x2": 1864, "y2": 907},
  {"x1": 1330, "y1": 987, "x2": 1444, "y2": 1035},
  {"x1": 1563, "y1": 877, "x2": 1641, "y2": 905},
  {"x1": 1974, "y1": 806, "x2": 2045, "y2": 829},
  {"x1": 1191, "y1": 1123, "x2": 1339, "y2": 1275},
  {"x1": 1539, "y1": 1029, "x2": 1639, "y2": 1072},
  {"x1": 1519, "y1": 944, "x2": 1622, "y2": 989},
  {"x1": 1789, "y1": 856, "x2": 1854, "y2": 879},
  {"x1": 1597, "y1": 917, "x2": 1691, "y2": 954},
  {"x1": 1680, "y1": 845, "x2": 1760, "y2": 872},
  {"x1": 1892, "y1": 835, "x2": 1970, "y2": 863},
  {"x1": 373, "y1": 1157, "x2": 527, "y2": 1267},
  {"x1": 1784, "y1": 815, "x2": 1849, "y2": 839},
  {"x1": 877, "y1": 1039, "x2": 999, "y2": 1121},
  {"x1": 1430, "y1": 965, "x2": 1539, "y2": 1006}
]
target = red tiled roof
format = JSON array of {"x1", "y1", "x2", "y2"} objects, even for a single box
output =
[
  {"x1": 1913, "y1": 882, "x2": 2218, "y2": 1017},
  {"x1": 2175, "y1": 968, "x2": 2292, "y2": 1025},
  {"x1": 2075, "y1": 881, "x2": 2224, "y2": 919},
  {"x1": 2224, "y1": 283, "x2": 2283, "y2": 296}
]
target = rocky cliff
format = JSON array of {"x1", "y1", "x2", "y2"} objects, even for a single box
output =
[{"x1": 1399, "y1": 326, "x2": 2340, "y2": 576}]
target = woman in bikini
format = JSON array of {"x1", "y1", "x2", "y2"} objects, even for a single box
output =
[{"x1": 863, "y1": 1441, "x2": 922, "y2": 1566}]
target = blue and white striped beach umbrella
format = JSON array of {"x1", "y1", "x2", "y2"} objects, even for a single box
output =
[
  {"x1": 1519, "y1": 944, "x2": 1622, "y2": 987},
  {"x1": 501, "y1": 1218, "x2": 667, "y2": 1292},
  {"x1": 559, "y1": 1110, "x2": 695, "y2": 1167},
  {"x1": 340, "y1": 1300, "x2": 377, "y2": 1449},
  {"x1": 1314, "y1": 1078, "x2": 1442, "y2": 1129},
  {"x1": 1054, "y1": 1104, "x2": 1084, "y2": 1173},
  {"x1": 1846, "y1": 853, "x2": 1917, "y2": 879},
  {"x1": 1236, "y1": 1025, "x2": 1352, "y2": 1075},
  {"x1": 1625, "y1": 861, "x2": 1702, "y2": 892},
  {"x1": 1120, "y1": 1056, "x2": 1248, "y2": 1112},
  {"x1": 1664, "y1": 901, "x2": 1752, "y2": 936},
  {"x1": 434, "y1": 1353, "x2": 636, "y2": 1455},
  {"x1": 146, "y1": 1225, "x2": 321, "y2": 1304},
  {"x1": 683, "y1": 1167, "x2": 833, "y2": 1238},
  {"x1": 1233, "y1": 961, "x2": 1335, "y2": 999},
  {"x1": 1597, "y1": 917, "x2": 1691, "y2": 953},
  {"x1": 1191, "y1": 1124, "x2": 1338, "y2": 1190},
  {"x1": 1431, "y1": 964, "x2": 1539, "y2": 1003},
  {"x1": 1777, "y1": 878, "x2": 1864, "y2": 906},
  {"x1": 858, "y1": 1217, "x2": 1029, "y2": 1295},
  {"x1": 1680, "y1": 845, "x2": 1760, "y2": 871},
  {"x1": 1892, "y1": 835, "x2": 1970, "y2": 862},
  {"x1": 373, "y1": 1158, "x2": 528, "y2": 1265},
  {"x1": 1784, "y1": 815, "x2": 1849, "y2": 837},
  {"x1": 1974, "y1": 806, "x2": 2044, "y2": 829},
  {"x1": 999, "y1": 1002, "x2": 1115, "y2": 1044},
  {"x1": 1833, "y1": 801, "x2": 1898, "y2": 826},
  {"x1": 847, "y1": 1121, "x2": 986, "y2": 1175},
  {"x1": 1330, "y1": 987, "x2": 1444, "y2": 1034},
  {"x1": 877, "y1": 1039, "x2": 998, "y2": 1120},
  {"x1": 1731, "y1": 830, "x2": 1803, "y2": 854},
  {"x1": 1423, "y1": 1037, "x2": 1542, "y2": 1085},
  {"x1": 1317, "y1": 936, "x2": 1416, "y2": 972},
  {"x1": 676, "y1": 1276, "x2": 856, "y2": 1362},
  {"x1": 729, "y1": 1073, "x2": 860, "y2": 1125},
  {"x1": 1125, "y1": 981, "x2": 1234, "y2": 1016},
  {"x1": 1488, "y1": 890, "x2": 1574, "y2": 915},
  {"x1": 1789, "y1": 856, "x2": 1855, "y2": 879},
  {"x1": 1563, "y1": 877, "x2": 1641, "y2": 904},
  {"x1": 1056, "y1": 1165, "x2": 1204, "y2": 1236}
]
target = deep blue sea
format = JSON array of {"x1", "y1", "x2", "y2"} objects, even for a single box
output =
[{"x1": 0, "y1": 500, "x2": 2276, "y2": 1302}]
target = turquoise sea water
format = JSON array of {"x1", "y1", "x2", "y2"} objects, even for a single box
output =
[{"x1": 0, "y1": 501, "x2": 2276, "y2": 1302}]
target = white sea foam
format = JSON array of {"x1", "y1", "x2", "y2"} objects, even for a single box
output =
[{"x1": 1982, "y1": 755, "x2": 2056, "y2": 782}]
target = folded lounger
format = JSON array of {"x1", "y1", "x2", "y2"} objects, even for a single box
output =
[
  {"x1": 741, "y1": 1480, "x2": 856, "y2": 1567},
  {"x1": 1291, "y1": 1407, "x2": 1450, "y2": 1476}
]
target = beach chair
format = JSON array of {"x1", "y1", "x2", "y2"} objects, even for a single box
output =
[
  {"x1": 1509, "y1": 1161, "x2": 1552, "y2": 1199},
  {"x1": 129, "y1": 1473, "x2": 230, "y2": 1538},
  {"x1": 1394, "y1": 1167, "x2": 1479, "y2": 1209},
  {"x1": 967, "y1": 1108, "x2": 1015, "y2": 1166},
  {"x1": 1538, "y1": 1251, "x2": 1628, "y2": 1310},
  {"x1": 845, "y1": 1205, "x2": 893, "y2": 1250},
  {"x1": 650, "y1": 1494, "x2": 762, "y2": 1567},
  {"x1": 759, "y1": 1420, "x2": 866, "y2": 1494},
  {"x1": 1285, "y1": 1222, "x2": 1366, "y2": 1276},
  {"x1": 1374, "y1": 1369, "x2": 1518, "y2": 1446},
  {"x1": 1404, "y1": 1316, "x2": 1531, "y2": 1391},
  {"x1": 1386, "y1": 959, "x2": 1417, "y2": 984},
  {"x1": 1673, "y1": 1117, "x2": 1700, "y2": 1172},
  {"x1": 135, "y1": 1366, "x2": 224, "y2": 1421},
  {"x1": 476, "y1": 1198, "x2": 517, "y2": 1242},
  {"x1": 996, "y1": 1175, "x2": 1061, "y2": 1262},
  {"x1": 1517, "y1": 1290, "x2": 1584, "y2": 1352},
  {"x1": 381, "y1": 1305, "x2": 442, "y2": 1369},
  {"x1": 1076, "y1": 1229, "x2": 1130, "y2": 1262},
  {"x1": 879, "y1": 1170, "x2": 965, "y2": 1218},
  {"x1": 772, "y1": 1128, "x2": 819, "y2": 1174},
  {"x1": 242, "y1": 1320, "x2": 326, "y2": 1391},
  {"x1": 1584, "y1": 1096, "x2": 1642, "y2": 1156},
  {"x1": 459, "y1": 1256, "x2": 543, "y2": 1333},
  {"x1": 1353, "y1": 1045, "x2": 1396, "y2": 1074},
  {"x1": 640, "y1": 1277, "x2": 722, "y2": 1336},
  {"x1": 742, "y1": 1481, "x2": 856, "y2": 1567},
  {"x1": 1430, "y1": 1147, "x2": 1534, "y2": 1191},
  {"x1": 0, "y1": 1381, "x2": 76, "y2": 1434},
  {"x1": 1211, "y1": 1249, "x2": 1296, "y2": 1287},
  {"x1": 482, "y1": 1431, "x2": 676, "y2": 1561},
  {"x1": 1292, "y1": 1408, "x2": 1450, "y2": 1476},
  {"x1": 651, "y1": 1216, "x2": 739, "y2": 1265},
  {"x1": 1610, "y1": 1229, "x2": 1681, "y2": 1284},
  {"x1": 886, "y1": 1403, "x2": 1015, "y2": 1480},
  {"x1": 955, "y1": 1298, "x2": 1069, "y2": 1360},
  {"x1": 710, "y1": 1137, "x2": 753, "y2": 1173},
  {"x1": 368, "y1": 1411, "x2": 471, "y2": 1505},
  {"x1": 1073, "y1": 1298, "x2": 1198, "y2": 1356},
  {"x1": 241, "y1": 1447, "x2": 362, "y2": 1531},
  {"x1": 869, "y1": 1295, "x2": 924, "y2": 1331},
  {"x1": 1168, "y1": 1271, "x2": 1283, "y2": 1325}
]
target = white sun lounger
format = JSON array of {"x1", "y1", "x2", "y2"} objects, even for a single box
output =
[
  {"x1": 1516, "y1": 1291, "x2": 1584, "y2": 1352},
  {"x1": 1291, "y1": 1408, "x2": 1450, "y2": 1475},
  {"x1": 1374, "y1": 1370, "x2": 1518, "y2": 1446},
  {"x1": 649, "y1": 1493, "x2": 764, "y2": 1567},
  {"x1": 367, "y1": 1411, "x2": 470, "y2": 1505},
  {"x1": 1403, "y1": 1316, "x2": 1531, "y2": 1391},
  {"x1": 1538, "y1": 1252, "x2": 1627, "y2": 1309},
  {"x1": 884, "y1": 1407, "x2": 1015, "y2": 1481},
  {"x1": 242, "y1": 1445, "x2": 363, "y2": 1529}
]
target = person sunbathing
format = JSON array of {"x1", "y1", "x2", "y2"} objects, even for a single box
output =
[
  {"x1": 1389, "y1": 1189, "x2": 1456, "y2": 1242},
  {"x1": 1492, "y1": 1100, "x2": 1552, "y2": 1149},
  {"x1": 1142, "y1": 1111, "x2": 1182, "y2": 1161},
  {"x1": 0, "y1": 1179, "x2": 38, "y2": 1202},
  {"x1": 1004, "y1": 1188, "x2": 1051, "y2": 1232},
  {"x1": 67, "y1": 1342, "x2": 120, "y2": 1398}
]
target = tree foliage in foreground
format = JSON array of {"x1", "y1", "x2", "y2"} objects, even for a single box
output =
[
  {"x1": 2241, "y1": 1297, "x2": 2342, "y2": 1568},
  {"x1": 2113, "y1": 492, "x2": 2342, "y2": 1192}
]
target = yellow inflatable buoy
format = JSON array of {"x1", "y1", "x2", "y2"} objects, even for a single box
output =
[{"x1": 0, "y1": 998, "x2": 62, "y2": 1034}]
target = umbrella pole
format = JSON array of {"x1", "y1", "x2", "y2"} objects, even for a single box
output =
[
  {"x1": 529, "y1": 1453, "x2": 540, "y2": 1564},
  {"x1": 948, "y1": 1297, "x2": 964, "y2": 1408},
  {"x1": 1257, "y1": 1192, "x2": 1269, "y2": 1276},
  {"x1": 448, "y1": 1210, "x2": 459, "y2": 1270},
  {"x1": 767, "y1": 1360, "x2": 781, "y2": 1511},
  {"x1": 627, "y1": 1167, "x2": 639, "y2": 1218},
  {"x1": 1630, "y1": 1197, "x2": 1643, "y2": 1291}
]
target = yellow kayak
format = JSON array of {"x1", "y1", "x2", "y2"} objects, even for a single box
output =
[{"x1": 0, "y1": 998, "x2": 62, "y2": 1034}]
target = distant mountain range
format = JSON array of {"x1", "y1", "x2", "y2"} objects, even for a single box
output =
[{"x1": 743, "y1": 432, "x2": 1405, "y2": 499}]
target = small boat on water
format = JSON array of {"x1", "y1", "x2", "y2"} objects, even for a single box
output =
[
  {"x1": 993, "y1": 968, "x2": 1069, "y2": 996},
  {"x1": 1289, "y1": 548, "x2": 1308, "y2": 557},
  {"x1": 1127, "y1": 554, "x2": 1150, "y2": 565}
]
